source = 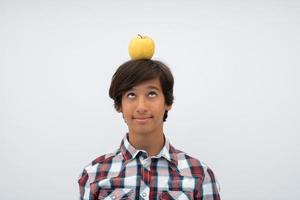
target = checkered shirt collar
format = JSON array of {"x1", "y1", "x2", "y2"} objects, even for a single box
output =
[{"x1": 119, "y1": 133, "x2": 178, "y2": 166}]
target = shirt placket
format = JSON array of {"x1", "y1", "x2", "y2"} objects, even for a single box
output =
[{"x1": 139, "y1": 153, "x2": 151, "y2": 199}]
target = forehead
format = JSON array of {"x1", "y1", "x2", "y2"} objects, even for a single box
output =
[{"x1": 129, "y1": 78, "x2": 162, "y2": 91}]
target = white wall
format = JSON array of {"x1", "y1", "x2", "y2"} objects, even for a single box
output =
[{"x1": 1, "y1": 0, "x2": 299, "y2": 199}]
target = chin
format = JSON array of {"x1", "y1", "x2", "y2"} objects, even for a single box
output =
[
  {"x1": 131, "y1": 127, "x2": 154, "y2": 135},
  {"x1": 134, "y1": 129, "x2": 152, "y2": 135}
]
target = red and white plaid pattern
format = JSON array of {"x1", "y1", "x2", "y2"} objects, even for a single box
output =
[{"x1": 78, "y1": 133, "x2": 221, "y2": 200}]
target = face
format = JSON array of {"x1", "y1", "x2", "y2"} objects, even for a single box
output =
[{"x1": 118, "y1": 78, "x2": 172, "y2": 136}]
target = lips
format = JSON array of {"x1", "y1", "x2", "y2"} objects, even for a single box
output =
[
  {"x1": 133, "y1": 116, "x2": 152, "y2": 119},
  {"x1": 133, "y1": 116, "x2": 153, "y2": 123}
]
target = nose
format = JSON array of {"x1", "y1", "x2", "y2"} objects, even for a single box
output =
[{"x1": 136, "y1": 96, "x2": 148, "y2": 114}]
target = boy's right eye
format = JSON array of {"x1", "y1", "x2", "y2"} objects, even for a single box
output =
[{"x1": 127, "y1": 92, "x2": 135, "y2": 99}]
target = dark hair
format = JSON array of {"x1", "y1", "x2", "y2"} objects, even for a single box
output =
[{"x1": 109, "y1": 59, "x2": 174, "y2": 121}]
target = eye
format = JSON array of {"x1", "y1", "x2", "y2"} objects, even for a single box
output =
[
  {"x1": 126, "y1": 92, "x2": 136, "y2": 99},
  {"x1": 148, "y1": 91, "x2": 157, "y2": 98}
]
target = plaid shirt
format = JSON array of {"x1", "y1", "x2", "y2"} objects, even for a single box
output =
[{"x1": 78, "y1": 134, "x2": 221, "y2": 200}]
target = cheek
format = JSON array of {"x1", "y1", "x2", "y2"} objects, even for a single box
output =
[
  {"x1": 155, "y1": 104, "x2": 168, "y2": 115},
  {"x1": 122, "y1": 109, "x2": 130, "y2": 117},
  {"x1": 120, "y1": 105, "x2": 133, "y2": 119}
]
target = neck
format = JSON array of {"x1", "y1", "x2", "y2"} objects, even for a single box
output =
[{"x1": 128, "y1": 129, "x2": 165, "y2": 156}]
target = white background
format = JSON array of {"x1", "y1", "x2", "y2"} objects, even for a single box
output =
[{"x1": 1, "y1": 0, "x2": 299, "y2": 199}]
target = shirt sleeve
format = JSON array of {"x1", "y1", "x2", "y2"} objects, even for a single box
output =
[
  {"x1": 78, "y1": 169, "x2": 94, "y2": 200},
  {"x1": 201, "y1": 167, "x2": 221, "y2": 200}
]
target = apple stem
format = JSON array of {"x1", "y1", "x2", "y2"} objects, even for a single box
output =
[{"x1": 138, "y1": 34, "x2": 143, "y2": 38}]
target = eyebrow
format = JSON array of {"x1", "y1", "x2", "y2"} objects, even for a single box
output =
[
  {"x1": 130, "y1": 85, "x2": 160, "y2": 91},
  {"x1": 147, "y1": 86, "x2": 160, "y2": 90}
]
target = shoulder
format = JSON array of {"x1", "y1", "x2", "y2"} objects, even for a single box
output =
[
  {"x1": 173, "y1": 148, "x2": 218, "y2": 180},
  {"x1": 173, "y1": 149, "x2": 221, "y2": 194},
  {"x1": 78, "y1": 149, "x2": 122, "y2": 186}
]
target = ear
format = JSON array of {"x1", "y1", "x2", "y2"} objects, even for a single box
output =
[
  {"x1": 165, "y1": 104, "x2": 172, "y2": 111},
  {"x1": 117, "y1": 106, "x2": 122, "y2": 113}
]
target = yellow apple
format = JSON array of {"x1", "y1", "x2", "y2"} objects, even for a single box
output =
[{"x1": 128, "y1": 34, "x2": 155, "y2": 60}]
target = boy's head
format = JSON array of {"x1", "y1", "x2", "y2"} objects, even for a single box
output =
[{"x1": 109, "y1": 59, "x2": 174, "y2": 122}]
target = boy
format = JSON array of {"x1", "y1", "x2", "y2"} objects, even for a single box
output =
[{"x1": 78, "y1": 59, "x2": 221, "y2": 200}]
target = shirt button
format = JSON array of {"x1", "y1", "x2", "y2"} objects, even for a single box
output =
[{"x1": 142, "y1": 192, "x2": 147, "y2": 197}]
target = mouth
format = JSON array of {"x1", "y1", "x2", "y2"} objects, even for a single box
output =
[{"x1": 133, "y1": 116, "x2": 153, "y2": 123}]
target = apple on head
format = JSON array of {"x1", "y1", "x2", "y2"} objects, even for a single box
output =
[{"x1": 128, "y1": 34, "x2": 155, "y2": 60}]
